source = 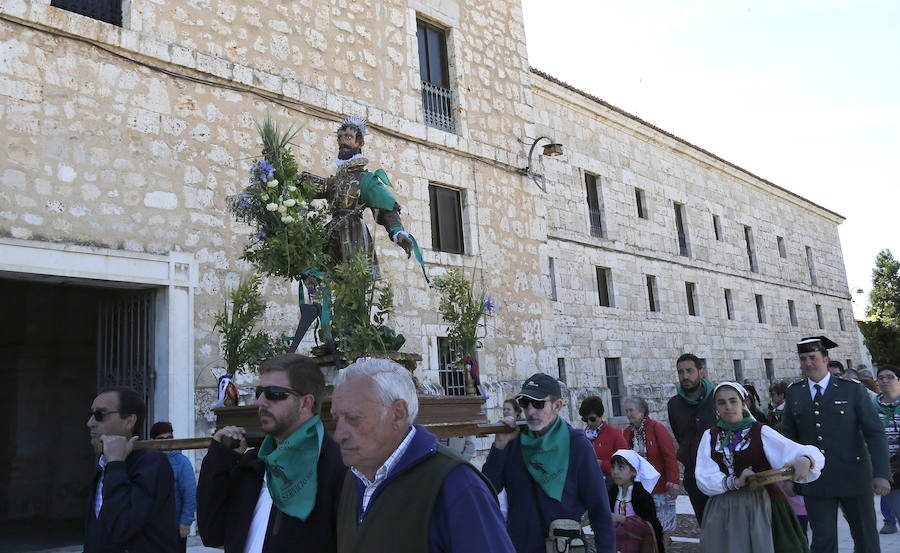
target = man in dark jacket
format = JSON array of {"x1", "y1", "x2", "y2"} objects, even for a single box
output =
[
  {"x1": 483, "y1": 373, "x2": 615, "y2": 553},
  {"x1": 85, "y1": 386, "x2": 176, "y2": 553},
  {"x1": 782, "y1": 336, "x2": 891, "y2": 553},
  {"x1": 330, "y1": 359, "x2": 514, "y2": 553},
  {"x1": 197, "y1": 354, "x2": 346, "y2": 553},
  {"x1": 666, "y1": 353, "x2": 717, "y2": 524}
]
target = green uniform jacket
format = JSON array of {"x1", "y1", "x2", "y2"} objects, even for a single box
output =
[{"x1": 781, "y1": 375, "x2": 890, "y2": 497}]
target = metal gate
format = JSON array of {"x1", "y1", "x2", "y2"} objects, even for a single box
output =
[{"x1": 96, "y1": 289, "x2": 156, "y2": 437}]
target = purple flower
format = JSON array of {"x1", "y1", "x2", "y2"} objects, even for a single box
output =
[
  {"x1": 238, "y1": 193, "x2": 252, "y2": 208},
  {"x1": 256, "y1": 230, "x2": 268, "y2": 240},
  {"x1": 252, "y1": 159, "x2": 275, "y2": 182},
  {"x1": 483, "y1": 294, "x2": 498, "y2": 314}
]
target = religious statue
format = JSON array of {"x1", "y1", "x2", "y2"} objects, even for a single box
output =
[{"x1": 301, "y1": 116, "x2": 418, "y2": 271}]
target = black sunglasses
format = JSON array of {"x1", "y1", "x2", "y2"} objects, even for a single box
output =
[
  {"x1": 581, "y1": 415, "x2": 599, "y2": 423},
  {"x1": 255, "y1": 385, "x2": 300, "y2": 401},
  {"x1": 517, "y1": 397, "x2": 546, "y2": 410},
  {"x1": 89, "y1": 409, "x2": 120, "y2": 422}
]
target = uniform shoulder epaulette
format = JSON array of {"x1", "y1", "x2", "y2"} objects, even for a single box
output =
[
  {"x1": 787, "y1": 378, "x2": 805, "y2": 387},
  {"x1": 835, "y1": 376, "x2": 854, "y2": 383}
]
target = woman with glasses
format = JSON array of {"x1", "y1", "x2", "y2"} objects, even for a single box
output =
[
  {"x1": 622, "y1": 396, "x2": 680, "y2": 537},
  {"x1": 579, "y1": 396, "x2": 627, "y2": 479},
  {"x1": 874, "y1": 365, "x2": 900, "y2": 534}
]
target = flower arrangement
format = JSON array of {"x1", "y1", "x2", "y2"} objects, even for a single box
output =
[
  {"x1": 213, "y1": 273, "x2": 289, "y2": 375},
  {"x1": 432, "y1": 266, "x2": 497, "y2": 371},
  {"x1": 227, "y1": 115, "x2": 331, "y2": 281}
]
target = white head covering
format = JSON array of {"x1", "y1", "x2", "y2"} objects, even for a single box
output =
[
  {"x1": 713, "y1": 381, "x2": 756, "y2": 420},
  {"x1": 612, "y1": 449, "x2": 660, "y2": 492}
]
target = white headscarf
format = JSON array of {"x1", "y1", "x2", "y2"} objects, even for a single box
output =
[
  {"x1": 713, "y1": 381, "x2": 756, "y2": 420},
  {"x1": 612, "y1": 449, "x2": 660, "y2": 493}
]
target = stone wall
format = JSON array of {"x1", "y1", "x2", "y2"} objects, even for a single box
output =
[{"x1": 532, "y1": 74, "x2": 860, "y2": 415}]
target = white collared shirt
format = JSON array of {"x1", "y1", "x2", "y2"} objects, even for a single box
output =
[
  {"x1": 808, "y1": 372, "x2": 831, "y2": 401},
  {"x1": 350, "y1": 426, "x2": 416, "y2": 515},
  {"x1": 94, "y1": 455, "x2": 107, "y2": 517},
  {"x1": 243, "y1": 473, "x2": 273, "y2": 553}
]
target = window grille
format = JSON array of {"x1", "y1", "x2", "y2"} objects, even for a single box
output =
[{"x1": 437, "y1": 337, "x2": 466, "y2": 396}]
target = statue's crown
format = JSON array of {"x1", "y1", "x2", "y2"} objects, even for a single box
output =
[{"x1": 339, "y1": 115, "x2": 367, "y2": 137}]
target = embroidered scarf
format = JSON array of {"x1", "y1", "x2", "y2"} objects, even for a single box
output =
[
  {"x1": 677, "y1": 379, "x2": 714, "y2": 406},
  {"x1": 631, "y1": 419, "x2": 647, "y2": 456},
  {"x1": 256, "y1": 415, "x2": 324, "y2": 521},
  {"x1": 715, "y1": 417, "x2": 755, "y2": 453},
  {"x1": 520, "y1": 416, "x2": 570, "y2": 501},
  {"x1": 875, "y1": 394, "x2": 900, "y2": 427}
]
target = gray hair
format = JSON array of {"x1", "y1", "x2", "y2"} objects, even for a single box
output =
[
  {"x1": 622, "y1": 396, "x2": 650, "y2": 417},
  {"x1": 334, "y1": 359, "x2": 418, "y2": 425}
]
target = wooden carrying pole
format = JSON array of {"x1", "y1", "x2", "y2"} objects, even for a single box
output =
[{"x1": 129, "y1": 421, "x2": 523, "y2": 451}]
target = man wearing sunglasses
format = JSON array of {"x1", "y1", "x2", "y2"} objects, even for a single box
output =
[
  {"x1": 197, "y1": 354, "x2": 346, "y2": 553},
  {"x1": 85, "y1": 386, "x2": 177, "y2": 552},
  {"x1": 483, "y1": 373, "x2": 615, "y2": 553}
]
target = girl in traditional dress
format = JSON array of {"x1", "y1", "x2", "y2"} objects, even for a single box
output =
[
  {"x1": 608, "y1": 449, "x2": 665, "y2": 553},
  {"x1": 696, "y1": 382, "x2": 824, "y2": 553}
]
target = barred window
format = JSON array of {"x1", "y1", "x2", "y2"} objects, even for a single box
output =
[{"x1": 437, "y1": 337, "x2": 466, "y2": 396}]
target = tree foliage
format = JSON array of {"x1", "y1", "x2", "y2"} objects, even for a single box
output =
[{"x1": 859, "y1": 249, "x2": 900, "y2": 365}]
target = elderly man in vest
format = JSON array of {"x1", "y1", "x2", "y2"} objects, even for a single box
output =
[{"x1": 330, "y1": 359, "x2": 514, "y2": 552}]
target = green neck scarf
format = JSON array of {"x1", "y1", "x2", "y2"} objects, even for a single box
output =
[
  {"x1": 257, "y1": 415, "x2": 324, "y2": 521},
  {"x1": 678, "y1": 379, "x2": 713, "y2": 406},
  {"x1": 715, "y1": 417, "x2": 756, "y2": 452},
  {"x1": 874, "y1": 394, "x2": 900, "y2": 427},
  {"x1": 519, "y1": 416, "x2": 570, "y2": 501},
  {"x1": 768, "y1": 406, "x2": 783, "y2": 418}
]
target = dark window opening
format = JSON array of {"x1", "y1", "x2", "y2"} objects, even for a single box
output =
[
  {"x1": 712, "y1": 214, "x2": 722, "y2": 241},
  {"x1": 428, "y1": 184, "x2": 464, "y2": 254},
  {"x1": 597, "y1": 267, "x2": 613, "y2": 307},
  {"x1": 724, "y1": 288, "x2": 734, "y2": 320},
  {"x1": 557, "y1": 358, "x2": 567, "y2": 384},
  {"x1": 585, "y1": 172, "x2": 604, "y2": 238},
  {"x1": 605, "y1": 358, "x2": 624, "y2": 417},
  {"x1": 788, "y1": 299, "x2": 798, "y2": 327},
  {"x1": 674, "y1": 202, "x2": 689, "y2": 256},
  {"x1": 733, "y1": 359, "x2": 743, "y2": 383},
  {"x1": 685, "y1": 282, "x2": 698, "y2": 316},
  {"x1": 51, "y1": 0, "x2": 123, "y2": 26},
  {"x1": 777, "y1": 236, "x2": 786, "y2": 258},
  {"x1": 646, "y1": 275, "x2": 659, "y2": 312},
  {"x1": 755, "y1": 294, "x2": 766, "y2": 324},
  {"x1": 815, "y1": 304, "x2": 824, "y2": 329},
  {"x1": 764, "y1": 358, "x2": 775, "y2": 383},
  {"x1": 838, "y1": 308, "x2": 846, "y2": 331},
  {"x1": 437, "y1": 337, "x2": 466, "y2": 396},
  {"x1": 549, "y1": 257, "x2": 558, "y2": 301},
  {"x1": 635, "y1": 188, "x2": 647, "y2": 219},
  {"x1": 806, "y1": 246, "x2": 818, "y2": 286},
  {"x1": 744, "y1": 226, "x2": 758, "y2": 272}
]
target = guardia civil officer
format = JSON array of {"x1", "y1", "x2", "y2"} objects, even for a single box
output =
[{"x1": 781, "y1": 336, "x2": 891, "y2": 553}]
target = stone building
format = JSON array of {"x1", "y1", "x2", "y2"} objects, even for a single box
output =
[{"x1": 0, "y1": 0, "x2": 861, "y2": 544}]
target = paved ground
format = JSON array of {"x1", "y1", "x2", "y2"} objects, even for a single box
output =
[{"x1": 32, "y1": 495, "x2": 900, "y2": 553}]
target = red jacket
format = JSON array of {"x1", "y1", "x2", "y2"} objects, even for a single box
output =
[
  {"x1": 623, "y1": 417, "x2": 679, "y2": 494},
  {"x1": 588, "y1": 423, "x2": 627, "y2": 475}
]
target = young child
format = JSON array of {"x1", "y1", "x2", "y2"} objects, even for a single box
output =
[{"x1": 608, "y1": 449, "x2": 665, "y2": 553}]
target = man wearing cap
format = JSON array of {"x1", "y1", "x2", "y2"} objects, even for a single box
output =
[
  {"x1": 483, "y1": 373, "x2": 615, "y2": 553},
  {"x1": 782, "y1": 336, "x2": 891, "y2": 553}
]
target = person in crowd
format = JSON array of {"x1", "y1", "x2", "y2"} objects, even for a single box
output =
[
  {"x1": 484, "y1": 373, "x2": 615, "y2": 553},
  {"x1": 197, "y1": 354, "x2": 346, "y2": 553},
  {"x1": 874, "y1": 365, "x2": 900, "y2": 535},
  {"x1": 622, "y1": 396, "x2": 679, "y2": 535},
  {"x1": 742, "y1": 382, "x2": 768, "y2": 423},
  {"x1": 667, "y1": 353, "x2": 717, "y2": 524},
  {"x1": 331, "y1": 359, "x2": 514, "y2": 553},
  {"x1": 608, "y1": 450, "x2": 665, "y2": 553},
  {"x1": 580, "y1": 395, "x2": 627, "y2": 479},
  {"x1": 859, "y1": 368, "x2": 881, "y2": 395},
  {"x1": 696, "y1": 382, "x2": 824, "y2": 553},
  {"x1": 782, "y1": 336, "x2": 891, "y2": 553},
  {"x1": 85, "y1": 386, "x2": 176, "y2": 552},
  {"x1": 767, "y1": 380, "x2": 789, "y2": 431},
  {"x1": 149, "y1": 422, "x2": 197, "y2": 553},
  {"x1": 503, "y1": 397, "x2": 523, "y2": 420},
  {"x1": 827, "y1": 360, "x2": 845, "y2": 376}
]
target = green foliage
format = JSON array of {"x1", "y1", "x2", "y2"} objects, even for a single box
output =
[
  {"x1": 213, "y1": 273, "x2": 288, "y2": 375},
  {"x1": 860, "y1": 249, "x2": 900, "y2": 365},
  {"x1": 432, "y1": 266, "x2": 496, "y2": 369},
  {"x1": 866, "y1": 249, "x2": 900, "y2": 325},
  {"x1": 227, "y1": 114, "x2": 331, "y2": 281},
  {"x1": 327, "y1": 252, "x2": 404, "y2": 357},
  {"x1": 857, "y1": 320, "x2": 900, "y2": 366}
]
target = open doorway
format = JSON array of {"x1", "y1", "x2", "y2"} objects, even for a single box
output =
[{"x1": 0, "y1": 276, "x2": 157, "y2": 552}]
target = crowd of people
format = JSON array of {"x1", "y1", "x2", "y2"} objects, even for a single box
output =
[{"x1": 80, "y1": 334, "x2": 898, "y2": 553}]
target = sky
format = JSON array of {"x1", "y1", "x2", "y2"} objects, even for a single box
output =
[{"x1": 521, "y1": 0, "x2": 900, "y2": 319}]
